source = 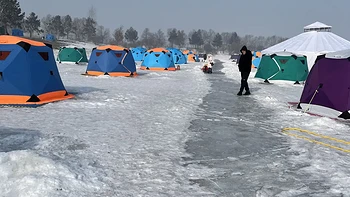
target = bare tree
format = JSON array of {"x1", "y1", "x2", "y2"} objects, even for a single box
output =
[
  {"x1": 175, "y1": 30, "x2": 186, "y2": 48},
  {"x1": 62, "y1": 15, "x2": 72, "y2": 39},
  {"x1": 125, "y1": 27, "x2": 138, "y2": 47},
  {"x1": 96, "y1": 25, "x2": 110, "y2": 44},
  {"x1": 113, "y1": 26, "x2": 124, "y2": 45},
  {"x1": 167, "y1": 28, "x2": 177, "y2": 47},
  {"x1": 103, "y1": 28, "x2": 111, "y2": 43},
  {"x1": 41, "y1": 14, "x2": 52, "y2": 33},
  {"x1": 202, "y1": 29, "x2": 216, "y2": 44},
  {"x1": 71, "y1": 17, "x2": 85, "y2": 41},
  {"x1": 51, "y1": 15, "x2": 64, "y2": 38},
  {"x1": 154, "y1": 29, "x2": 166, "y2": 47},
  {"x1": 24, "y1": 12, "x2": 41, "y2": 37},
  {"x1": 88, "y1": 5, "x2": 97, "y2": 20},
  {"x1": 83, "y1": 17, "x2": 96, "y2": 42},
  {"x1": 140, "y1": 28, "x2": 152, "y2": 48}
]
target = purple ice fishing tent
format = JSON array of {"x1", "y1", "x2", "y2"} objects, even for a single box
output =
[{"x1": 298, "y1": 50, "x2": 350, "y2": 119}]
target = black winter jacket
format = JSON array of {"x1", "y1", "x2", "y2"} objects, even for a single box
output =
[{"x1": 238, "y1": 46, "x2": 252, "y2": 73}]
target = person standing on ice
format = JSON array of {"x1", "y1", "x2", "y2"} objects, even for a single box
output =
[
  {"x1": 207, "y1": 54, "x2": 214, "y2": 66},
  {"x1": 237, "y1": 46, "x2": 252, "y2": 95},
  {"x1": 205, "y1": 54, "x2": 214, "y2": 73}
]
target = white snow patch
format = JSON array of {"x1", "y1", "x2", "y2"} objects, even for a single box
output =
[
  {"x1": 0, "y1": 58, "x2": 215, "y2": 196},
  {"x1": 0, "y1": 151, "x2": 102, "y2": 197}
]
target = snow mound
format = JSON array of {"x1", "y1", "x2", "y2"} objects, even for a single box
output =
[{"x1": 0, "y1": 151, "x2": 103, "y2": 197}]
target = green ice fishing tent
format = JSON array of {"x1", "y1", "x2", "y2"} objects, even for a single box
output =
[
  {"x1": 0, "y1": 26, "x2": 6, "y2": 35},
  {"x1": 57, "y1": 47, "x2": 88, "y2": 64},
  {"x1": 255, "y1": 52, "x2": 309, "y2": 84}
]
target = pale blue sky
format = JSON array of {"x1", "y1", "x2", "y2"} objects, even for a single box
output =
[{"x1": 18, "y1": 0, "x2": 350, "y2": 39}]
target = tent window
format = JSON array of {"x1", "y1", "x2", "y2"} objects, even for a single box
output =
[
  {"x1": 300, "y1": 60, "x2": 305, "y2": 64},
  {"x1": 38, "y1": 52, "x2": 49, "y2": 61},
  {"x1": 0, "y1": 51, "x2": 11, "y2": 60},
  {"x1": 279, "y1": 59, "x2": 288, "y2": 64},
  {"x1": 96, "y1": 52, "x2": 102, "y2": 57},
  {"x1": 115, "y1": 53, "x2": 123, "y2": 58}
]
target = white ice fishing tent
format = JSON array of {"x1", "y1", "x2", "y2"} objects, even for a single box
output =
[{"x1": 262, "y1": 22, "x2": 350, "y2": 68}]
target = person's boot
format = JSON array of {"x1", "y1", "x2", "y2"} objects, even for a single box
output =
[
  {"x1": 237, "y1": 91, "x2": 243, "y2": 96},
  {"x1": 244, "y1": 91, "x2": 251, "y2": 95}
]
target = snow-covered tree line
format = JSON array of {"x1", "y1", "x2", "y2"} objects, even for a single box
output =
[{"x1": 0, "y1": 0, "x2": 287, "y2": 53}]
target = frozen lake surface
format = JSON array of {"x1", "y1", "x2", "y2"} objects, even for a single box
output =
[{"x1": 1, "y1": 51, "x2": 350, "y2": 196}]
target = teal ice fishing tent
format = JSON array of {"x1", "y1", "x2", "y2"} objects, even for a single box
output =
[
  {"x1": 57, "y1": 47, "x2": 88, "y2": 64},
  {"x1": 255, "y1": 52, "x2": 309, "y2": 84}
]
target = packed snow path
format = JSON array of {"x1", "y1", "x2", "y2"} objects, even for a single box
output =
[{"x1": 185, "y1": 60, "x2": 350, "y2": 196}]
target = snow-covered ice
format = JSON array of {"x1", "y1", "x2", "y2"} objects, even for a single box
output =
[
  {"x1": 217, "y1": 54, "x2": 350, "y2": 196},
  {"x1": 1, "y1": 48, "x2": 350, "y2": 196},
  {"x1": 0, "y1": 46, "x2": 217, "y2": 196}
]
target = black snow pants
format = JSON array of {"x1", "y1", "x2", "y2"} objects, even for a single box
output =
[{"x1": 239, "y1": 72, "x2": 250, "y2": 92}]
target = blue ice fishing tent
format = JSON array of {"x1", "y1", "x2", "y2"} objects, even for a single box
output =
[
  {"x1": 12, "y1": 29, "x2": 24, "y2": 37},
  {"x1": 131, "y1": 47, "x2": 147, "y2": 61},
  {"x1": 0, "y1": 35, "x2": 74, "y2": 106},
  {"x1": 45, "y1": 34, "x2": 55, "y2": 42},
  {"x1": 85, "y1": 45, "x2": 137, "y2": 77},
  {"x1": 167, "y1": 48, "x2": 187, "y2": 64},
  {"x1": 252, "y1": 51, "x2": 262, "y2": 68},
  {"x1": 141, "y1": 48, "x2": 176, "y2": 71}
]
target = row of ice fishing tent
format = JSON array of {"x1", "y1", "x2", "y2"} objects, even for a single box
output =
[
  {"x1": 131, "y1": 47, "x2": 200, "y2": 63},
  {"x1": 57, "y1": 46, "x2": 201, "y2": 65},
  {"x1": 232, "y1": 48, "x2": 350, "y2": 119},
  {"x1": 57, "y1": 46, "x2": 200, "y2": 75},
  {"x1": 0, "y1": 35, "x2": 201, "y2": 107},
  {"x1": 253, "y1": 22, "x2": 350, "y2": 119},
  {"x1": 253, "y1": 50, "x2": 350, "y2": 119}
]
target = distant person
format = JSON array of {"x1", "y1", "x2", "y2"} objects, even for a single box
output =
[
  {"x1": 207, "y1": 54, "x2": 214, "y2": 65},
  {"x1": 201, "y1": 54, "x2": 214, "y2": 73},
  {"x1": 237, "y1": 46, "x2": 252, "y2": 95},
  {"x1": 207, "y1": 54, "x2": 214, "y2": 73}
]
